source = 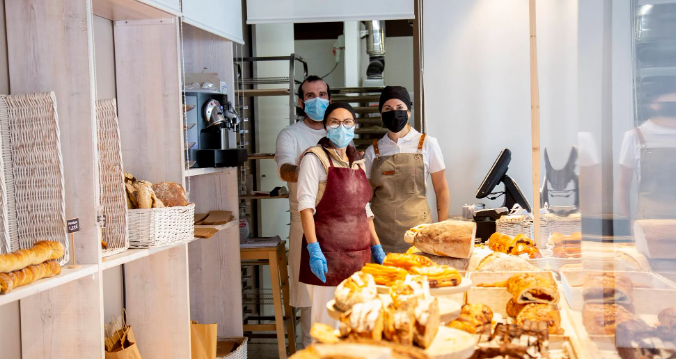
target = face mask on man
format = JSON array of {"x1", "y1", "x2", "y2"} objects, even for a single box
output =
[
  {"x1": 326, "y1": 125, "x2": 354, "y2": 148},
  {"x1": 381, "y1": 110, "x2": 409, "y2": 132},
  {"x1": 303, "y1": 97, "x2": 330, "y2": 121},
  {"x1": 656, "y1": 102, "x2": 676, "y2": 119}
]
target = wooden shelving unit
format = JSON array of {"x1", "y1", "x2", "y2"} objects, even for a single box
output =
[{"x1": 0, "y1": 0, "x2": 245, "y2": 358}]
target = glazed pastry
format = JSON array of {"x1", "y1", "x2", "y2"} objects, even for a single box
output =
[
  {"x1": 383, "y1": 253, "x2": 437, "y2": 271},
  {"x1": 404, "y1": 220, "x2": 475, "y2": 259},
  {"x1": 515, "y1": 303, "x2": 563, "y2": 335},
  {"x1": 582, "y1": 273, "x2": 634, "y2": 304},
  {"x1": 658, "y1": 307, "x2": 676, "y2": 327},
  {"x1": 448, "y1": 303, "x2": 493, "y2": 334},
  {"x1": 506, "y1": 298, "x2": 527, "y2": 318},
  {"x1": 334, "y1": 272, "x2": 378, "y2": 312},
  {"x1": 506, "y1": 273, "x2": 559, "y2": 304},
  {"x1": 475, "y1": 252, "x2": 540, "y2": 272},
  {"x1": 0, "y1": 241, "x2": 65, "y2": 273},
  {"x1": 407, "y1": 265, "x2": 462, "y2": 288},
  {"x1": 152, "y1": 182, "x2": 188, "y2": 207},
  {"x1": 339, "y1": 299, "x2": 385, "y2": 340},
  {"x1": 361, "y1": 263, "x2": 407, "y2": 287},
  {"x1": 382, "y1": 302, "x2": 415, "y2": 346},
  {"x1": 582, "y1": 303, "x2": 636, "y2": 335},
  {"x1": 413, "y1": 296, "x2": 439, "y2": 349},
  {"x1": 0, "y1": 260, "x2": 62, "y2": 294},
  {"x1": 405, "y1": 246, "x2": 422, "y2": 255},
  {"x1": 389, "y1": 277, "x2": 428, "y2": 311}
]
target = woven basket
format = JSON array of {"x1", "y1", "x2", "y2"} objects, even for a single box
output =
[
  {"x1": 496, "y1": 216, "x2": 534, "y2": 239},
  {"x1": 128, "y1": 203, "x2": 195, "y2": 248},
  {"x1": 545, "y1": 213, "x2": 581, "y2": 236},
  {"x1": 96, "y1": 99, "x2": 129, "y2": 257},
  {"x1": 0, "y1": 92, "x2": 68, "y2": 264},
  {"x1": 217, "y1": 337, "x2": 247, "y2": 359}
]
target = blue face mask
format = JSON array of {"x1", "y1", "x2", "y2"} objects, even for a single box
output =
[
  {"x1": 303, "y1": 97, "x2": 330, "y2": 121},
  {"x1": 326, "y1": 125, "x2": 354, "y2": 148}
]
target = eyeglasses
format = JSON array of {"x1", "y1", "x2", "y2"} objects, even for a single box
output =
[{"x1": 327, "y1": 119, "x2": 356, "y2": 129}]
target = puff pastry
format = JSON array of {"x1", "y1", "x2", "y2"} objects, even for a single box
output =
[
  {"x1": 448, "y1": 303, "x2": 493, "y2": 334},
  {"x1": 506, "y1": 298, "x2": 527, "y2": 318},
  {"x1": 389, "y1": 278, "x2": 428, "y2": 311},
  {"x1": 515, "y1": 303, "x2": 564, "y2": 335},
  {"x1": 506, "y1": 273, "x2": 560, "y2": 305},
  {"x1": 383, "y1": 253, "x2": 437, "y2": 271},
  {"x1": 582, "y1": 303, "x2": 636, "y2": 335},
  {"x1": 334, "y1": 272, "x2": 378, "y2": 312},
  {"x1": 408, "y1": 265, "x2": 462, "y2": 288},
  {"x1": 339, "y1": 299, "x2": 385, "y2": 340},
  {"x1": 582, "y1": 273, "x2": 634, "y2": 304},
  {"x1": 361, "y1": 263, "x2": 407, "y2": 287}
]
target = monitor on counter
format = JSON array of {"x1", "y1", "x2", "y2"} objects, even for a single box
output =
[{"x1": 476, "y1": 148, "x2": 532, "y2": 213}]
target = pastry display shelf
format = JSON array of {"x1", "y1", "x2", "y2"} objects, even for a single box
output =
[
  {"x1": 184, "y1": 166, "x2": 237, "y2": 177},
  {"x1": 0, "y1": 264, "x2": 98, "y2": 307},
  {"x1": 101, "y1": 237, "x2": 197, "y2": 270}
]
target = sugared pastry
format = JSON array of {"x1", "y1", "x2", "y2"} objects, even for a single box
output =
[
  {"x1": 448, "y1": 303, "x2": 493, "y2": 335},
  {"x1": 582, "y1": 303, "x2": 636, "y2": 335},
  {"x1": 334, "y1": 272, "x2": 378, "y2": 312},
  {"x1": 408, "y1": 265, "x2": 462, "y2": 288},
  {"x1": 339, "y1": 299, "x2": 385, "y2": 340},
  {"x1": 582, "y1": 273, "x2": 634, "y2": 304},
  {"x1": 383, "y1": 253, "x2": 437, "y2": 271},
  {"x1": 361, "y1": 263, "x2": 407, "y2": 287}
]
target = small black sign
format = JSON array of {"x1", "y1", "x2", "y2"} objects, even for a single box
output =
[
  {"x1": 67, "y1": 218, "x2": 80, "y2": 233},
  {"x1": 97, "y1": 214, "x2": 106, "y2": 228}
]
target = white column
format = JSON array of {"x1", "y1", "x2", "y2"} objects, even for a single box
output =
[{"x1": 343, "y1": 21, "x2": 361, "y2": 87}]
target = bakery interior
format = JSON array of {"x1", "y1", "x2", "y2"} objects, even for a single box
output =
[{"x1": 0, "y1": 0, "x2": 675, "y2": 358}]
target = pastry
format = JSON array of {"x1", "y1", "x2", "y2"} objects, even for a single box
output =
[
  {"x1": 389, "y1": 278, "x2": 427, "y2": 311},
  {"x1": 382, "y1": 302, "x2": 415, "y2": 346},
  {"x1": 616, "y1": 319, "x2": 676, "y2": 359},
  {"x1": 470, "y1": 321, "x2": 549, "y2": 359},
  {"x1": 408, "y1": 265, "x2": 462, "y2": 288},
  {"x1": 101, "y1": 240, "x2": 108, "y2": 249},
  {"x1": 475, "y1": 252, "x2": 540, "y2": 272},
  {"x1": 151, "y1": 182, "x2": 188, "y2": 207},
  {"x1": 310, "y1": 323, "x2": 340, "y2": 344},
  {"x1": 334, "y1": 272, "x2": 378, "y2": 312},
  {"x1": 0, "y1": 241, "x2": 65, "y2": 273},
  {"x1": 404, "y1": 220, "x2": 475, "y2": 258},
  {"x1": 515, "y1": 303, "x2": 563, "y2": 334},
  {"x1": 0, "y1": 260, "x2": 62, "y2": 294},
  {"x1": 361, "y1": 263, "x2": 407, "y2": 287},
  {"x1": 549, "y1": 232, "x2": 581, "y2": 246},
  {"x1": 339, "y1": 299, "x2": 385, "y2": 340},
  {"x1": 448, "y1": 303, "x2": 493, "y2": 335},
  {"x1": 506, "y1": 298, "x2": 527, "y2": 318},
  {"x1": 582, "y1": 303, "x2": 636, "y2": 335},
  {"x1": 413, "y1": 296, "x2": 439, "y2": 349},
  {"x1": 506, "y1": 273, "x2": 559, "y2": 304},
  {"x1": 582, "y1": 273, "x2": 634, "y2": 304},
  {"x1": 294, "y1": 341, "x2": 430, "y2": 359},
  {"x1": 552, "y1": 244, "x2": 581, "y2": 258},
  {"x1": 383, "y1": 253, "x2": 437, "y2": 271},
  {"x1": 658, "y1": 307, "x2": 676, "y2": 327},
  {"x1": 406, "y1": 246, "x2": 422, "y2": 255}
]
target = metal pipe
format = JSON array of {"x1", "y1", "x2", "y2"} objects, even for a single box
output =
[{"x1": 365, "y1": 21, "x2": 386, "y2": 57}]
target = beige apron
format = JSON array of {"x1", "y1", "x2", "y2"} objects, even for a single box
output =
[{"x1": 370, "y1": 134, "x2": 431, "y2": 253}]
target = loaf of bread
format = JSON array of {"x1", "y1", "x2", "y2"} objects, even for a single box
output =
[
  {"x1": 0, "y1": 260, "x2": 62, "y2": 294},
  {"x1": 339, "y1": 299, "x2": 385, "y2": 340},
  {"x1": 334, "y1": 272, "x2": 377, "y2": 312},
  {"x1": 475, "y1": 252, "x2": 540, "y2": 272},
  {"x1": 404, "y1": 220, "x2": 475, "y2": 258},
  {"x1": 0, "y1": 241, "x2": 65, "y2": 273},
  {"x1": 152, "y1": 182, "x2": 188, "y2": 207}
]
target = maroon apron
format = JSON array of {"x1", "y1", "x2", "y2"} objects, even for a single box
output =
[{"x1": 299, "y1": 149, "x2": 372, "y2": 287}]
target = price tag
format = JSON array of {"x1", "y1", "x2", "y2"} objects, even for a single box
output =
[
  {"x1": 97, "y1": 214, "x2": 106, "y2": 228},
  {"x1": 67, "y1": 218, "x2": 80, "y2": 233}
]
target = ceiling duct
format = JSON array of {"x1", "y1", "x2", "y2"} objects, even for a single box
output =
[{"x1": 365, "y1": 20, "x2": 386, "y2": 79}]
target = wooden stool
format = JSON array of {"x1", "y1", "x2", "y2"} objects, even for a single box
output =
[{"x1": 241, "y1": 241, "x2": 297, "y2": 358}]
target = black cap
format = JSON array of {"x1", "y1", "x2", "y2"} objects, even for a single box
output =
[
  {"x1": 379, "y1": 86, "x2": 412, "y2": 112},
  {"x1": 323, "y1": 102, "x2": 356, "y2": 128}
]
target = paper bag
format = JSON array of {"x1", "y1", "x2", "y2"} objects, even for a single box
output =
[
  {"x1": 191, "y1": 321, "x2": 217, "y2": 359},
  {"x1": 105, "y1": 326, "x2": 143, "y2": 359}
]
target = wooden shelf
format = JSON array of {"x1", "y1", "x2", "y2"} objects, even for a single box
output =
[
  {"x1": 240, "y1": 194, "x2": 289, "y2": 200},
  {"x1": 185, "y1": 167, "x2": 236, "y2": 177},
  {"x1": 248, "y1": 153, "x2": 275, "y2": 160},
  {"x1": 93, "y1": 0, "x2": 177, "y2": 21},
  {"x1": 353, "y1": 106, "x2": 379, "y2": 114},
  {"x1": 0, "y1": 264, "x2": 98, "y2": 306},
  {"x1": 235, "y1": 88, "x2": 290, "y2": 97},
  {"x1": 101, "y1": 238, "x2": 197, "y2": 270},
  {"x1": 194, "y1": 220, "x2": 238, "y2": 232},
  {"x1": 331, "y1": 94, "x2": 381, "y2": 102}
]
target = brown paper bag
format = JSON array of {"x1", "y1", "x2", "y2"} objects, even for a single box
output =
[
  {"x1": 105, "y1": 326, "x2": 143, "y2": 359},
  {"x1": 191, "y1": 321, "x2": 217, "y2": 359}
]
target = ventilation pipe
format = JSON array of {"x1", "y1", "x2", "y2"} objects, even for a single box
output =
[{"x1": 365, "y1": 20, "x2": 386, "y2": 80}]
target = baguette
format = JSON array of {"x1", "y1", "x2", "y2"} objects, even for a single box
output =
[
  {"x1": 0, "y1": 260, "x2": 62, "y2": 294},
  {"x1": 404, "y1": 220, "x2": 475, "y2": 258},
  {"x1": 0, "y1": 241, "x2": 65, "y2": 273}
]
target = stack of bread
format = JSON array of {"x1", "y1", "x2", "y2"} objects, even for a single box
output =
[
  {"x1": 0, "y1": 241, "x2": 65, "y2": 294},
  {"x1": 361, "y1": 253, "x2": 462, "y2": 289},
  {"x1": 548, "y1": 232, "x2": 581, "y2": 258},
  {"x1": 333, "y1": 272, "x2": 440, "y2": 349},
  {"x1": 581, "y1": 273, "x2": 638, "y2": 335},
  {"x1": 124, "y1": 172, "x2": 188, "y2": 209},
  {"x1": 476, "y1": 273, "x2": 564, "y2": 335}
]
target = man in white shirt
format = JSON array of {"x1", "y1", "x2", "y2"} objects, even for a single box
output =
[
  {"x1": 274, "y1": 75, "x2": 330, "y2": 347},
  {"x1": 617, "y1": 77, "x2": 676, "y2": 219}
]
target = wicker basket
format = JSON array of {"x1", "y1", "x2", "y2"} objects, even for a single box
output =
[
  {"x1": 496, "y1": 215, "x2": 534, "y2": 239},
  {"x1": 128, "y1": 203, "x2": 195, "y2": 248},
  {"x1": 217, "y1": 337, "x2": 247, "y2": 359},
  {"x1": 545, "y1": 213, "x2": 581, "y2": 236},
  {"x1": 96, "y1": 99, "x2": 129, "y2": 257}
]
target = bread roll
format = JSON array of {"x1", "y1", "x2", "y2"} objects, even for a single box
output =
[
  {"x1": 404, "y1": 220, "x2": 475, "y2": 258},
  {"x1": 134, "y1": 182, "x2": 154, "y2": 209},
  {"x1": 334, "y1": 272, "x2": 377, "y2": 312},
  {"x1": 152, "y1": 182, "x2": 188, "y2": 207},
  {"x1": 0, "y1": 241, "x2": 65, "y2": 273}
]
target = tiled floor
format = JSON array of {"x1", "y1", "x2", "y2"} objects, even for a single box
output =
[{"x1": 246, "y1": 321, "x2": 305, "y2": 358}]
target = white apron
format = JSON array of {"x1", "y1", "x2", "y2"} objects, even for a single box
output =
[{"x1": 288, "y1": 183, "x2": 312, "y2": 308}]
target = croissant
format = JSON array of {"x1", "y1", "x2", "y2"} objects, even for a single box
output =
[
  {"x1": 382, "y1": 253, "x2": 436, "y2": 271},
  {"x1": 0, "y1": 241, "x2": 65, "y2": 273},
  {"x1": 448, "y1": 303, "x2": 493, "y2": 334},
  {"x1": 408, "y1": 265, "x2": 462, "y2": 288},
  {"x1": 361, "y1": 263, "x2": 407, "y2": 287},
  {"x1": 0, "y1": 260, "x2": 62, "y2": 294}
]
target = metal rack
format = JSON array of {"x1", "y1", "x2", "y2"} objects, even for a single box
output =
[{"x1": 330, "y1": 86, "x2": 386, "y2": 151}]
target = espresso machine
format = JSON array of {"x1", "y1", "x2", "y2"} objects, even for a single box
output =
[{"x1": 184, "y1": 91, "x2": 247, "y2": 168}]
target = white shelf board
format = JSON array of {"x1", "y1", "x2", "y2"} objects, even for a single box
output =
[
  {"x1": 101, "y1": 238, "x2": 197, "y2": 270},
  {"x1": 184, "y1": 167, "x2": 236, "y2": 177},
  {"x1": 194, "y1": 220, "x2": 238, "y2": 232},
  {"x1": 0, "y1": 264, "x2": 99, "y2": 306}
]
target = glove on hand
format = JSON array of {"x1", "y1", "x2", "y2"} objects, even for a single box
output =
[
  {"x1": 307, "y1": 242, "x2": 328, "y2": 283},
  {"x1": 371, "y1": 244, "x2": 386, "y2": 265}
]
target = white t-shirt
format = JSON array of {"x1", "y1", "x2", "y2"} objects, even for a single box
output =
[
  {"x1": 297, "y1": 152, "x2": 373, "y2": 218},
  {"x1": 619, "y1": 120, "x2": 676, "y2": 174},
  {"x1": 363, "y1": 127, "x2": 446, "y2": 180},
  {"x1": 275, "y1": 121, "x2": 326, "y2": 213}
]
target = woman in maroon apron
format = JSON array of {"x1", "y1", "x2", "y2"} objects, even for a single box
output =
[{"x1": 296, "y1": 102, "x2": 386, "y2": 326}]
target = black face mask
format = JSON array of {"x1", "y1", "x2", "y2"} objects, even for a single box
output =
[
  {"x1": 382, "y1": 110, "x2": 409, "y2": 132},
  {"x1": 656, "y1": 102, "x2": 676, "y2": 118}
]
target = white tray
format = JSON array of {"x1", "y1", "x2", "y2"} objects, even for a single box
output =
[
  {"x1": 376, "y1": 278, "x2": 472, "y2": 296},
  {"x1": 426, "y1": 326, "x2": 478, "y2": 359},
  {"x1": 548, "y1": 257, "x2": 582, "y2": 272},
  {"x1": 326, "y1": 295, "x2": 462, "y2": 324},
  {"x1": 467, "y1": 271, "x2": 557, "y2": 317}
]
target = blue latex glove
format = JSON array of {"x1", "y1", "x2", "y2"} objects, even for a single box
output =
[
  {"x1": 307, "y1": 242, "x2": 328, "y2": 283},
  {"x1": 371, "y1": 244, "x2": 386, "y2": 265}
]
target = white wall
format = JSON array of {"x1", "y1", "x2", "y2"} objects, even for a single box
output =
[
  {"x1": 383, "y1": 36, "x2": 414, "y2": 90},
  {"x1": 246, "y1": 0, "x2": 414, "y2": 24},
  {"x1": 294, "y1": 39, "x2": 345, "y2": 88}
]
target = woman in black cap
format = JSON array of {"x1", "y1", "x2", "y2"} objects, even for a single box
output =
[
  {"x1": 296, "y1": 102, "x2": 385, "y2": 327},
  {"x1": 364, "y1": 86, "x2": 450, "y2": 253}
]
